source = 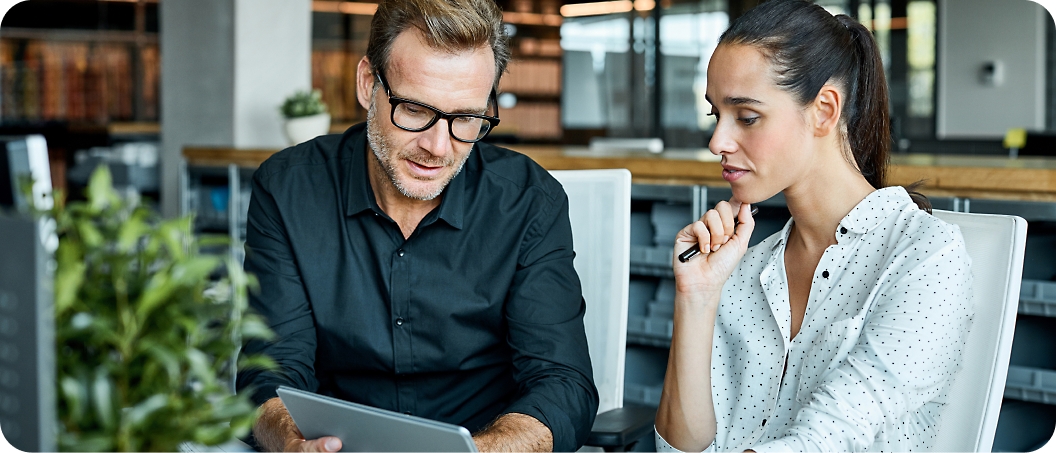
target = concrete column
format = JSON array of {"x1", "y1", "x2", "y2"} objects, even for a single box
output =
[{"x1": 160, "y1": 0, "x2": 311, "y2": 218}]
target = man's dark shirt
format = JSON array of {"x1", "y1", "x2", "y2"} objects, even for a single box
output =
[{"x1": 235, "y1": 123, "x2": 599, "y2": 451}]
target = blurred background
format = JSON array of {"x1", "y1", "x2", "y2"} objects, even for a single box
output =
[{"x1": 1, "y1": 1, "x2": 1055, "y2": 450}]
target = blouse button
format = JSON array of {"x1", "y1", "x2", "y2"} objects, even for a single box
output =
[
  {"x1": 822, "y1": 270, "x2": 830, "y2": 278},
  {"x1": 840, "y1": 227, "x2": 848, "y2": 234}
]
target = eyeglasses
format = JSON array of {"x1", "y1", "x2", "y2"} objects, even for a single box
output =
[{"x1": 375, "y1": 70, "x2": 500, "y2": 143}]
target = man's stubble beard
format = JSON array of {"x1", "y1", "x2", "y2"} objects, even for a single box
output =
[{"x1": 366, "y1": 99, "x2": 470, "y2": 202}]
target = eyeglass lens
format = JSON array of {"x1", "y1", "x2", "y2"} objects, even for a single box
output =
[{"x1": 392, "y1": 103, "x2": 492, "y2": 142}]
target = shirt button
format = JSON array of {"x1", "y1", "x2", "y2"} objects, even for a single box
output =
[
  {"x1": 822, "y1": 270, "x2": 830, "y2": 278},
  {"x1": 395, "y1": 317, "x2": 404, "y2": 326},
  {"x1": 840, "y1": 227, "x2": 848, "y2": 234},
  {"x1": 397, "y1": 249, "x2": 405, "y2": 257}
]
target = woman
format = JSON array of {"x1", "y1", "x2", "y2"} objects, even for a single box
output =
[{"x1": 654, "y1": 1, "x2": 973, "y2": 451}]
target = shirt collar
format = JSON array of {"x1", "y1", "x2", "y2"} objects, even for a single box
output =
[
  {"x1": 767, "y1": 186, "x2": 912, "y2": 251},
  {"x1": 838, "y1": 186, "x2": 912, "y2": 234},
  {"x1": 343, "y1": 124, "x2": 466, "y2": 230}
]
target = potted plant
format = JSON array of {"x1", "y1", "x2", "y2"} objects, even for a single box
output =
[
  {"x1": 280, "y1": 89, "x2": 331, "y2": 145},
  {"x1": 46, "y1": 166, "x2": 274, "y2": 451}
]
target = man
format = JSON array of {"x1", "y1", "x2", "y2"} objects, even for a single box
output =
[{"x1": 234, "y1": 0, "x2": 599, "y2": 451}]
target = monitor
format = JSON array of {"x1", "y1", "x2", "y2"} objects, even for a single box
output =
[{"x1": 0, "y1": 135, "x2": 52, "y2": 212}]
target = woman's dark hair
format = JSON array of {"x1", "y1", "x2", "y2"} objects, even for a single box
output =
[{"x1": 718, "y1": 0, "x2": 931, "y2": 212}]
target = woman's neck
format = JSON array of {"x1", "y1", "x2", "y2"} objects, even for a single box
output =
[{"x1": 783, "y1": 150, "x2": 877, "y2": 253}]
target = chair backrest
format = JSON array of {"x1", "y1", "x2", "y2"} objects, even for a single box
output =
[
  {"x1": 931, "y1": 210, "x2": 1027, "y2": 452},
  {"x1": 549, "y1": 169, "x2": 631, "y2": 414}
]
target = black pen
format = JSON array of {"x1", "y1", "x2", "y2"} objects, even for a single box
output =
[{"x1": 677, "y1": 206, "x2": 759, "y2": 263}]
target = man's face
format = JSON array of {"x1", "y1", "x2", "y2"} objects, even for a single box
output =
[{"x1": 365, "y1": 29, "x2": 496, "y2": 201}]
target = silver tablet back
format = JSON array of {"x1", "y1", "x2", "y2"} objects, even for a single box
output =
[{"x1": 277, "y1": 386, "x2": 478, "y2": 452}]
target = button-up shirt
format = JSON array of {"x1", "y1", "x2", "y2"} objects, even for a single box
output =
[
  {"x1": 658, "y1": 187, "x2": 973, "y2": 452},
  {"x1": 235, "y1": 123, "x2": 599, "y2": 451}
]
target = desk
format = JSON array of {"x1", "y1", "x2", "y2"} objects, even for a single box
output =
[{"x1": 183, "y1": 145, "x2": 1056, "y2": 202}]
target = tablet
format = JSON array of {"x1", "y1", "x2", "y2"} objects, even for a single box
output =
[{"x1": 276, "y1": 386, "x2": 478, "y2": 452}]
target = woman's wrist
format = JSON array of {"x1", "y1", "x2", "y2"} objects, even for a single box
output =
[{"x1": 674, "y1": 288, "x2": 723, "y2": 311}]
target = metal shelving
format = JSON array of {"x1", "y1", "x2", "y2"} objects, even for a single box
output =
[{"x1": 1006, "y1": 366, "x2": 1056, "y2": 405}]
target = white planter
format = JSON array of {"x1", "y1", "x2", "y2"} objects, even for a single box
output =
[{"x1": 284, "y1": 113, "x2": 331, "y2": 145}]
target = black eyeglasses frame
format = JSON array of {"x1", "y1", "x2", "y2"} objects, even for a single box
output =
[{"x1": 374, "y1": 69, "x2": 501, "y2": 143}]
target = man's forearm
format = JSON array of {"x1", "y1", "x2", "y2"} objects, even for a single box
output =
[
  {"x1": 473, "y1": 413, "x2": 553, "y2": 452},
  {"x1": 254, "y1": 397, "x2": 301, "y2": 452}
]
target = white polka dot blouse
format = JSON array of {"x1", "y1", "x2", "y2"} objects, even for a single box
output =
[{"x1": 656, "y1": 186, "x2": 974, "y2": 452}]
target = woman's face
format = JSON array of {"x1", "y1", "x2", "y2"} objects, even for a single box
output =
[{"x1": 706, "y1": 44, "x2": 817, "y2": 204}]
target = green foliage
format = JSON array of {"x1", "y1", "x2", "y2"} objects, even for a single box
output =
[
  {"x1": 46, "y1": 166, "x2": 275, "y2": 452},
  {"x1": 280, "y1": 89, "x2": 328, "y2": 118}
]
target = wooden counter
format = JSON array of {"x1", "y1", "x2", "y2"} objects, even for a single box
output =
[{"x1": 184, "y1": 145, "x2": 1056, "y2": 202}]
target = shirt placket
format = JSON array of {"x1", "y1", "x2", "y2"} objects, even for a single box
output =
[
  {"x1": 390, "y1": 241, "x2": 417, "y2": 415},
  {"x1": 757, "y1": 253, "x2": 790, "y2": 442}
]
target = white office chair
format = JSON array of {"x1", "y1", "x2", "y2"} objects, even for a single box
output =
[
  {"x1": 550, "y1": 169, "x2": 631, "y2": 414},
  {"x1": 550, "y1": 170, "x2": 655, "y2": 451},
  {"x1": 931, "y1": 210, "x2": 1027, "y2": 452}
]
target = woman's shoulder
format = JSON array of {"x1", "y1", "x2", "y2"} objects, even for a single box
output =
[{"x1": 871, "y1": 204, "x2": 972, "y2": 278}]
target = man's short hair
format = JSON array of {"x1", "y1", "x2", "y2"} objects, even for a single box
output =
[{"x1": 366, "y1": 0, "x2": 511, "y2": 87}]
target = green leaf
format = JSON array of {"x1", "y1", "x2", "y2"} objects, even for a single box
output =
[
  {"x1": 192, "y1": 423, "x2": 232, "y2": 446},
  {"x1": 135, "y1": 272, "x2": 175, "y2": 320},
  {"x1": 116, "y1": 211, "x2": 149, "y2": 253},
  {"x1": 185, "y1": 349, "x2": 213, "y2": 381},
  {"x1": 124, "y1": 393, "x2": 168, "y2": 426},
  {"x1": 141, "y1": 342, "x2": 181, "y2": 384},
  {"x1": 59, "y1": 375, "x2": 87, "y2": 422},
  {"x1": 91, "y1": 367, "x2": 116, "y2": 430},
  {"x1": 54, "y1": 244, "x2": 86, "y2": 314},
  {"x1": 77, "y1": 222, "x2": 105, "y2": 249},
  {"x1": 240, "y1": 317, "x2": 276, "y2": 341},
  {"x1": 87, "y1": 166, "x2": 114, "y2": 212},
  {"x1": 171, "y1": 256, "x2": 221, "y2": 287}
]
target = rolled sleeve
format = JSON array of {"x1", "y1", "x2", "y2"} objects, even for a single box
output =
[
  {"x1": 501, "y1": 191, "x2": 600, "y2": 451},
  {"x1": 235, "y1": 168, "x2": 320, "y2": 407}
]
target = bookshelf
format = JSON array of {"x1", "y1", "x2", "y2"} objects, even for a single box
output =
[
  {"x1": 309, "y1": 0, "x2": 566, "y2": 142},
  {"x1": 0, "y1": 1, "x2": 160, "y2": 125},
  {"x1": 0, "y1": 0, "x2": 160, "y2": 195},
  {"x1": 495, "y1": 0, "x2": 563, "y2": 142}
]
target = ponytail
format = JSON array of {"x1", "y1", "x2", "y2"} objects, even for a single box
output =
[{"x1": 720, "y1": 0, "x2": 932, "y2": 213}]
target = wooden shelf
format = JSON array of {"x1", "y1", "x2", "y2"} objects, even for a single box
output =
[
  {"x1": 108, "y1": 122, "x2": 159, "y2": 136},
  {"x1": 183, "y1": 145, "x2": 1056, "y2": 202},
  {"x1": 0, "y1": 28, "x2": 157, "y2": 44}
]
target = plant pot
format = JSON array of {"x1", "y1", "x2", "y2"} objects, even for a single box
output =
[{"x1": 284, "y1": 112, "x2": 331, "y2": 145}]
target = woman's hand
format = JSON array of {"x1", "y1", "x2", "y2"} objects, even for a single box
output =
[{"x1": 672, "y1": 200, "x2": 755, "y2": 297}]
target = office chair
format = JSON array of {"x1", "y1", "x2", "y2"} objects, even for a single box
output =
[
  {"x1": 549, "y1": 169, "x2": 656, "y2": 452},
  {"x1": 930, "y1": 210, "x2": 1027, "y2": 452}
]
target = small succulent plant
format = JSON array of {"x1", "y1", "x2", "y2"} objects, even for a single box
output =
[{"x1": 280, "y1": 89, "x2": 328, "y2": 118}]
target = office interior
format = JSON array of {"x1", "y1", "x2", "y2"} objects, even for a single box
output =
[{"x1": 1, "y1": 0, "x2": 1056, "y2": 451}]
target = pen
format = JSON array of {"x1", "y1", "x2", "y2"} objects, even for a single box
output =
[{"x1": 677, "y1": 206, "x2": 760, "y2": 263}]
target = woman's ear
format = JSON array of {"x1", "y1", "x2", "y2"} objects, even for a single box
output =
[
  {"x1": 811, "y1": 84, "x2": 843, "y2": 137},
  {"x1": 356, "y1": 57, "x2": 375, "y2": 110}
]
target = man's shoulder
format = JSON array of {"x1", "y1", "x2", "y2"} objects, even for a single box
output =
[{"x1": 473, "y1": 142, "x2": 563, "y2": 200}]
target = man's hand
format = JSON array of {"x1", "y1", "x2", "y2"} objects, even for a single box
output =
[
  {"x1": 472, "y1": 413, "x2": 553, "y2": 452},
  {"x1": 253, "y1": 397, "x2": 344, "y2": 452}
]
